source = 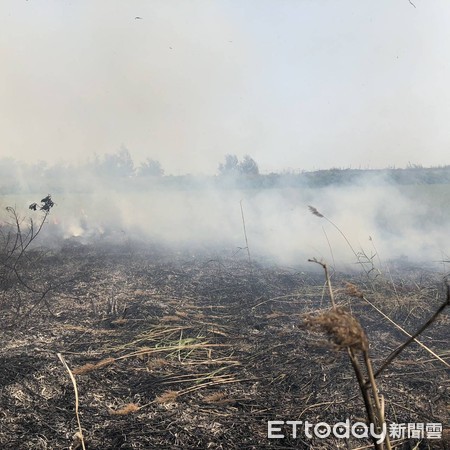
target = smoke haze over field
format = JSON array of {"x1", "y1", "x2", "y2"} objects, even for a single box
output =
[
  {"x1": 1, "y1": 1, "x2": 450, "y2": 173},
  {"x1": 4, "y1": 172, "x2": 449, "y2": 270}
]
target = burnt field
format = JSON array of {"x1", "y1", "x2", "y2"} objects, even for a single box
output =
[{"x1": 0, "y1": 239, "x2": 449, "y2": 450}]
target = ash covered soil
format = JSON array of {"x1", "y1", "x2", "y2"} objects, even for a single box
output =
[{"x1": 0, "y1": 239, "x2": 448, "y2": 449}]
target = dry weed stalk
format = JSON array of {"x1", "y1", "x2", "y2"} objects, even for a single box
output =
[
  {"x1": 308, "y1": 258, "x2": 336, "y2": 308},
  {"x1": 308, "y1": 205, "x2": 378, "y2": 278},
  {"x1": 306, "y1": 260, "x2": 391, "y2": 450}
]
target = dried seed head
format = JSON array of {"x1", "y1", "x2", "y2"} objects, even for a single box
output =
[
  {"x1": 308, "y1": 205, "x2": 324, "y2": 218},
  {"x1": 72, "y1": 363, "x2": 96, "y2": 375},
  {"x1": 304, "y1": 307, "x2": 368, "y2": 352},
  {"x1": 147, "y1": 357, "x2": 169, "y2": 370},
  {"x1": 109, "y1": 403, "x2": 140, "y2": 415},
  {"x1": 72, "y1": 357, "x2": 115, "y2": 375},
  {"x1": 344, "y1": 282, "x2": 364, "y2": 299},
  {"x1": 203, "y1": 392, "x2": 227, "y2": 403},
  {"x1": 156, "y1": 390, "x2": 179, "y2": 404}
]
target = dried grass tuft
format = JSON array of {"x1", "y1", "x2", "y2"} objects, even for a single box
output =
[{"x1": 305, "y1": 307, "x2": 368, "y2": 352}]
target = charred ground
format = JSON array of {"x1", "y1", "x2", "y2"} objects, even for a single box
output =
[{"x1": 0, "y1": 239, "x2": 448, "y2": 449}]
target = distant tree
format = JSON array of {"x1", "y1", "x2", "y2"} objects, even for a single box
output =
[
  {"x1": 95, "y1": 147, "x2": 135, "y2": 178},
  {"x1": 239, "y1": 155, "x2": 259, "y2": 176},
  {"x1": 218, "y1": 154, "x2": 239, "y2": 176},
  {"x1": 137, "y1": 158, "x2": 164, "y2": 177},
  {"x1": 0, "y1": 158, "x2": 21, "y2": 193}
]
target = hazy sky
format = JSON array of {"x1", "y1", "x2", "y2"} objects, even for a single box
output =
[{"x1": 1, "y1": 0, "x2": 450, "y2": 174}]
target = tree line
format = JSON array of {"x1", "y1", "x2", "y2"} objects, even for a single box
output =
[{"x1": 1, "y1": 148, "x2": 450, "y2": 194}]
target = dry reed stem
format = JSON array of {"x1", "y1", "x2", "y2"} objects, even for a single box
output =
[
  {"x1": 360, "y1": 294, "x2": 450, "y2": 371},
  {"x1": 308, "y1": 205, "x2": 373, "y2": 276},
  {"x1": 308, "y1": 262, "x2": 391, "y2": 449},
  {"x1": 374, "y1": 285, "x2": 450, "y2": 378},
  {"x1": 240, "y1": 200, "x2": 252, "y2": 265},
  {"x1": 347, "y1": 349, "x2": 379, "y2": 435},
  {"x1": 115, "y1": 343, "x2": 226, "y2": 361},
  {"x1": 57, "y1": 353, "x2": 86, "y2": 450}
]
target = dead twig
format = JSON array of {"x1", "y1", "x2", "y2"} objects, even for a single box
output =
[
  {"x1": 240, "y1": 200, "x2": 252, "y2": 266},
  {"x1": 57, "y1": 353, "x2": 86, "y2": 450},
  {"x1": 308, "y1": 258, "x2": 336, "y2": 308}
]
